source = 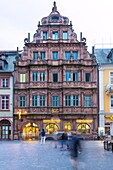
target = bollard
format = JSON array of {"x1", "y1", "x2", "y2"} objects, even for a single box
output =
[{"x1": 112, "y1": 143, "x2": 113, "y2": 152}]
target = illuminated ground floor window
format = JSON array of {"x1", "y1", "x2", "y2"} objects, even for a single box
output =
[
  {"x1": 46, "y1": 123, "x2": 58, "y2": 134},
  {"x1": 64, "y1": 122, "x2": 71, "y2": 131},
  {"x1": 77, "y1": 124, "x2": 90, "y2": 134}
]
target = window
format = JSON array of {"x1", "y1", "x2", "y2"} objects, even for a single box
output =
[
  {"x1": 52, "y1": 96, "x2": 58, "y2": 107},
  {"x1": 33, "y1": 52, "x2": 38, "y2": 60},
  {"x1": 72, "y1": 51, "x2": 78, "y2": 60},
  {"x1": 52, "y1": 32, "x2": 58, "y2": 40},
  {"x1": 110, "y1": 72, "x2": 113, "y2": 84},
  {"x1": 32, "y1": 95, "x2": 45, "y2": 107},
  {"x1": 20, "y1": 74, "x2": 26, "y2": 82},
  {"x1": 65, "y1": 95, "x2": 71, "y2": 106},
  {"x1": 1, "y1": 96, "x2": 9, "y2": 110},
  {"x1": 66, "y1": 72, "x2": 71, "y2": 81},
  {"x1": 40, "y1": 96, "x2": 45, "y2": 106},
  {"x1": 0, "y1": 61, "x2": 4, "y2": 70},
  {"x1": 63, "y1": 32, "x2": 68, "y2": 40},
  {"x1": 2, "y1": 78, "x2": 9, "y2": 88},
  {"x1": 85, "y1": 96, "x2": 91, "y2": 107},
  {"x1": 73, "y1": 95, "x2": 78, "y2": 106},
  {"x1": 32, "y1": 95, "x2": 38, "y2": 107},
  {"x1": 73, "y1": 72, "x2": 78, "y2": 82},
  {"x1": 85, "y1": 73, "x2": 91, "y2": 82},
  {"x1": 52, "y1": 16, "x2": 59, "y2": 22},
  {"x1": 32, "y1": 72, "x2": 38, "y2": 82},
  {"x1": 40, "y1": 72, "x2": 45, "y2": 82},
  {"x1": 40, "y1": 52, "x2": 45, "y2": 60},
  {"x1": 20, "y1": 96, "x2": 26, "y2": 107},
  {"x1": 110, "y1": 95, "x2": 113, "y2": 108},
  {"x1": 65, "y1": 52, "x2": 70, "y2": 60},
  {"x1": 52, "y1": 52, "x2": 58, "y2": 60},
  {"x1": 52, "y1": 73, "x2": 58, "y2": 82},
  {"x1": 42, "y1": 32, "x2": 47, "y2": 40}
]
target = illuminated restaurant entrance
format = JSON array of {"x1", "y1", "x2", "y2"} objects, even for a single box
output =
[
  {"x1": 23, "y1": 123, "x2": 39, "y2": 140},
  {"x1": 46, "y1": 123, "x2": 59, "y2": 134},
  {"x1": 77, "y1": 124, "x2": 90, "y2": 134}
]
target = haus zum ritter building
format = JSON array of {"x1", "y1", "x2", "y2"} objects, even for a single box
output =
[{"x1": 13, "y1": 2, "x2": 98, "y2": 140}]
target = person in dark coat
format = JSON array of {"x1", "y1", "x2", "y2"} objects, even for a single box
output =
[
  {"x1": 70, "y1": 136, "x2": 81, "y2": 158},
  {"x1": 61, "y1": 132, "x2": 68, "y2": 149}
]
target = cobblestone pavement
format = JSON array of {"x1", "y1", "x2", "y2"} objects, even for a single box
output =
[
  {"x1": 75, "y1": 140, "x2": 113, "y2": 170},
  {"x1": 0, "y1": 140, "x2": 113, "y2": 170},
  {"x1": 0, "y1": 140, "x2": 74, "y2": 170}
]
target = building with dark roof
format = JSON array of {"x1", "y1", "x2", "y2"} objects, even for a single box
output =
[{"x1": 0, "y1": 51, "x2": 17, "y2": 140}]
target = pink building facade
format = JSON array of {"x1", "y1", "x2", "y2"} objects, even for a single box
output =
[{"x1": 14, "y1": 2, "x2": 98, "y2": 140}]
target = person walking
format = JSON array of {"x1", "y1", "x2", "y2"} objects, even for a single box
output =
[
  {"x1": 61, "y1": 132, "x2": 68, "y2": 149},
  {"x1": 40, "y1": 129, "x2": 46, "y2": 144}
]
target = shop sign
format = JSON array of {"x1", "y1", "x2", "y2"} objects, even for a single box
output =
[
  {"x1": 76, "y1": 119, "x2": 93, "y2": 123},
  {"x1": 105, "y1": 115, "x2": 113, "y2": 122},
  {"x1": 43, "y1": 119, "x2": 60, "y2": 123},
  {"x1": 51, "y1": 109, "x2": 59, "y2": 113}
]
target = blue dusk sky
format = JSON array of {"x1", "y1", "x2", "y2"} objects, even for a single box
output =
[{"x1": 0, "y1": 0, "x2": 113, "y2": 52}]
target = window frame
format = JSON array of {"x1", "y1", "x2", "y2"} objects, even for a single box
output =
[
  {"x1": 20, "y1": 96, "x2": 26, "y2": 107},
  {"x1": 20, "y1": 73, "x2": 26, "y2": 83},
  {"x1": 85, "y1": 72, "x2": 91, "y2": 82},
  {"x1": 52, "y1": 96, "x2": 58, "y2": 107},
  {"x1": 85, "y1": 96, "x2": 92, "y2": 107},
  {"x1": 52, "y1": 73, "x2": 58, "y2": 82},
  {"x1": 32, "y1": 72, "x2": 38, "y2": 82},
  {"x1": 1, "y1": 78, "x2": 9, "y2": 88},
  {"x1": 65, "y1": 51, "x2": 70, "y2": 60},
  {"x1": 63, "y1": 31, "x2": 68, "y2": 40},
  {"x1": 72, "y1": 51, "x2": 78, "y2": 60},
  {"x1": 73, "y1": 72, "x2": 78, "y2": 82},
  {"x1": 52, "y1": 32, "x2": 58, "y2": 40},
  {"x1": 42, "y1": 32, "x2": 47, "y2": 40},
  {"x1": 0, "y1": 95, "x2": 9, "y2": 110},
  {"x1": 66, "y1": 72, "x2": 71, "y2": 82},
  {"x1": 65, "y1": 95, "x2": 71, "y2": 107},
  {"x1": 33, "y1": 51, "x2": 38, "y2": 60},
  {"x1": 52, "y1": 51, "x2": 58, "y2": 60}
]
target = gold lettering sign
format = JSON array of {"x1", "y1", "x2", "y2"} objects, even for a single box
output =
[
  {"x1": 43, "y1": 119, "x2": 60, "y2": 123},
  {"x1": 51, "y1": 109, "x2": 59, "y2": 113},
  {"x1": 105, "y1": 115, "x2": 113, "y2": 121},
  {"x1": 76, "y1": 119, "x2": 93, "y2": 123}
]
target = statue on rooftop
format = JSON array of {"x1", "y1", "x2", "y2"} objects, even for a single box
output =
[{"x1": 52, "y1": 1, "x2": 57, "y2": 12}]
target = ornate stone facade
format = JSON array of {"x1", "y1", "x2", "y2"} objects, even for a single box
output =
[{"x1": 14, "y1": 2, "x2": 98, "y2": 140}]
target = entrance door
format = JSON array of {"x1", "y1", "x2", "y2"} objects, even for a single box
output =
[
  {"x1": 77, "y1": 124, "x2": 90, "y2": 134},
  {"x1": 0, "y1": 120, "x2": 11, "y2": 140},
  {"x1": 23, "y1": 123, "x2": 39, "y2": 140}
]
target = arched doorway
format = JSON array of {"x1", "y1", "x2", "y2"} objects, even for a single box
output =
[
  {"x1": 46, "y1": 123, "x2": 59, "y2": 134},
  {"x1": 23, "y1": 123, "x2": 39, "y2": 140},
  {"x1": 0, "y1": 119, "x2": 11, "y2": 140},
  {"x1": 77, "y1": 124, "x2": 90, "y2": 134}
]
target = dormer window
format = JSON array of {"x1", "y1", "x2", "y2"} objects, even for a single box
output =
[
  {"x1": 0, "y1": 61, "x2": 4, "y2": 70},
  {"x1": 52, "y1": 16, "x2": 59, "y2": 22}
]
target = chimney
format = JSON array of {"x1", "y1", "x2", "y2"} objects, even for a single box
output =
[
  {"x1": 92, "y1": 46, "x2": 94, "y2": 54},
  {"x1": 80, "y1": 32, "x2": 82, "y2": 42}
]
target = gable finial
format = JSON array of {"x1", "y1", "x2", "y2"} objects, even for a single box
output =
[{"x1": 52, "y1": 1, "x2": 57, "y2": 12}]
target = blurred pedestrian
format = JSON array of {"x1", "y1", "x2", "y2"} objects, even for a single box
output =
[
  {"x1": 70, "y1": 136, "x2": 81, "y2": 158},
  {"x1": 61, "y1": 132, "x2": 68, "y2": 149},
  {"x1": 40, "y1": 129, "x2": 46, "y2": 144}
]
